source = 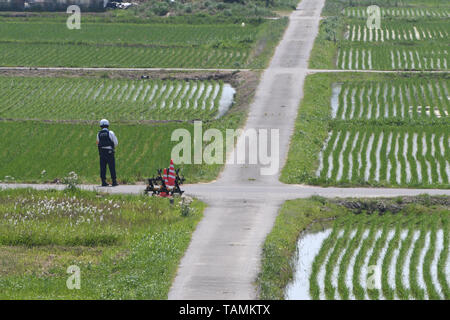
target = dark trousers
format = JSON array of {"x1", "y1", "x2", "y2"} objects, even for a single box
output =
[{"x1": 99, "y1": 148, "x2": 116, "y2": 182}]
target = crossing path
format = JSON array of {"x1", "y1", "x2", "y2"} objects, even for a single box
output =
[
  {"x1": 1, "y1": 66, "x2": 447, "y2": 74},
  {"x1": 2, "y1": 183, "x2": 449, "y2": 202}
]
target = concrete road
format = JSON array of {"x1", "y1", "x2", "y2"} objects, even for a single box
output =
[{"x1": 169, "y1": 0, "x2": 326, "y2": 300}]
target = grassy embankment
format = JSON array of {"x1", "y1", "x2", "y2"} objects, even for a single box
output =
[{"x1": 0, "y1": 188, "x2": 205, "y2": 299}]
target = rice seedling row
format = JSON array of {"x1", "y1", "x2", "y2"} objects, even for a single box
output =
[
  {"x1": 337, "y1": 216, "x2": 368, "y2": 299},
  {"x1": 0, "y1": 22, "x2": 261, "y2": 46},
  {"x1": 352, "y1": 223, "x2": 378, "y2": 299},
  {"x1": 309, "y1": 219, "x2": 342, "y2": 300},
  {"x1": 0, "y1": 76, "x2": 235, "y2": 121},
  {"x1": 316, "y1": 127, "x2": 449, "y2": 186},
  {"x1": 344, "y1": 7, "x2": 450, "y2": 19},
  {"x1": 323, "y1": 217, "x2": 355, "y2": 300},
  {"x1": 437, "y1": 215, "x2": 450, "y2": 299},
  {"x1": 345, "y1": 22, "x2": 448, "y2": 42},
  {"x1": 366, "y1": 219, "x2": 393, "y2": 299},
  {"x1": 0, "y1": 42, "x2": 250, "y2": 68},
  {"x1": 423, "y1": 215, "x2": 441, "y2": 299},
  {"x1": 336, "y1": 44, "x2": 448, "y2": 70},
  {"x1": 0, "y1": 18, "x2": 288, "y2": 68},
  {"x1": 394, "y1": 217, "x2": 419, "y2": 299},
  {"x1": 381, "y1": 220, "x2": 409, "y2": 299}
]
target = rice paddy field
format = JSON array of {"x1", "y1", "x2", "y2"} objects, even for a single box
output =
[
  {"x1": 0, "y1": 76, "x2": 235, "y2": 121},
  {"x1": 281, "y1": 72, "x2": 450, "y2": 189},
  {"x1": 295, "y1": 0, "x2": 450, "y2": 188},
  {"x1": 310, "y1": 0, "x2": 450, "y2": 71},
  {"x1": 0, "y1": 69, "x2": 258, "y2": 184},
  {"x1": 0, "y1": 18, "x2": 288, "y2": 68},
  {"x1": 0, "y1": 101, "x2": 247, "y2": 184},
  {"x1": 0, "y1": 121, "x2": 208, "y2": 183},
  {"x1": 258, "y1": 195, "x2": 450, "y2": 300},
  {"x1": 0, "y1": 21, "x2": 261, "y2": 45},
  {"x1": 0, "y1": 5, "x2": 271, "y2": 185},
  {"x1": 332, "y1": 79, "x2": 449, "y2": 120},
  {"x1": 291, "y1": 201, "x2": 449, "y2": 300},
  {"x1": 316, "y1": 126, "x2": 449, "y2": 186}
]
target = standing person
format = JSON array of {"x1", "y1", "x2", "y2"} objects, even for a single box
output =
[{"x1": 96, "y1": 119, "x2": 119, "y2": 187}]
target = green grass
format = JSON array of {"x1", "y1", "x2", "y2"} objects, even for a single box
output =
[
  {"x1": 0, "y1": 114, "x2": 245, "y2": 184},
  {"x1": 280, "y1": 73, "x2": 333, "y2": 185},
  {"x1": 0, "y1": 18, "x2": 288, "y2": 69},
  {"x1": 308, "y1": 17, "x2": 342, "y2": 69},
  {"x1": 0, "y1": 188, "x2": 205, "y2": 299},
  {"x1": 257, "y1": 195, "x2": 450, "y2": 300}
]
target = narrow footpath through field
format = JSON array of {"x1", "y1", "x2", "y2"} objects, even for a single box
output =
[{"x1": 2, "y1": 0, "x2": 450, "y2": 299}]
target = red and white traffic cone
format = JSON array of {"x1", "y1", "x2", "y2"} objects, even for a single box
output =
[
  {"x1": 160, "y1": 168, "x2": 169, "y2": 197},
  {"x1": 168, "y1": 159, "x2": 176, "y2": 186}
]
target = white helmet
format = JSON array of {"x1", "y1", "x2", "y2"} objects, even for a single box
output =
[{"x1": 99, "y1": 119, "x2": 109, "y2": 127}]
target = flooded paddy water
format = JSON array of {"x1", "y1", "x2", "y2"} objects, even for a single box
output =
[{"x1": 285, "y1": 222, "x2": 449, "y2": 300}]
